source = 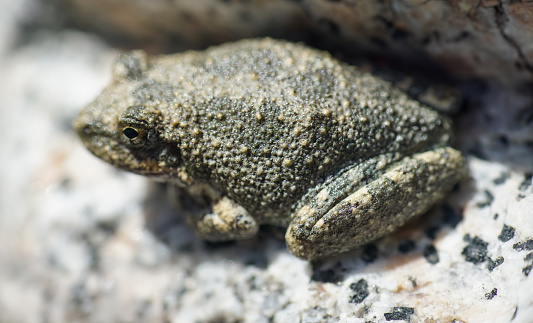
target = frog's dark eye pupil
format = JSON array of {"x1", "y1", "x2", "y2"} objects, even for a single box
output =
[{"x1": 123, "y1": 127, "x2": 139, "y2": 139}]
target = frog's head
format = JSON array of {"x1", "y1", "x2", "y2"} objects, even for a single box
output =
[
  {"x1": 73, "y1": 51, "x2": 183, "y2": 181},
  {"x1": 74, "y1": 99, "x2": 183, "y2": 181}
]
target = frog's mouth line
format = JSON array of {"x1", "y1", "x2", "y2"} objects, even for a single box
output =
[
  {"x1": 119, "y1": 161, "x2": 194, "y2": 187},
  {"x1": 107, "y1": 142, "x2": 182, "y2": 179},
  {"x1": 122, "y1": 166, "x2": 172, "y2": 177},
  {"x1": 119, "y1": 161, "x2": 177, "y2": 179}
]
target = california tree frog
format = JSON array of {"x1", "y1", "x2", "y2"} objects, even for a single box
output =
[{"x1": 74, "y1": 38, "x2": 465, "y2": 260}]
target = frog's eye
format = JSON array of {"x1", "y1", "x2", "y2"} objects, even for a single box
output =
[
  {"x1": 119, "y1": 122, "x2": 150, "y2": 148},
  {"x1": 123, "y1": 127, "x2": 139, "y2": 139},
  {"x1": 118, "y1": 106, "x2": 160, "y2": 149}
]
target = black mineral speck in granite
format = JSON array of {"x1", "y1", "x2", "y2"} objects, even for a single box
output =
[
  {"x1": 522, "y1": 253, "x2": 533, "y2": 277},
  {"x1": 462, "y1": 236, "x2": 488, "y2": 264},
  {"x1": 442, "y1": 205, "x2": 462, "y2": 227},
  {"x1": 485, "y1": 288, "x2": 497, "y2": 300},
  {"x1": 498, "y1": 225, "x2": 515, "y2": 242},
  {"x1": 522, "y1": 264, "x2": 532, "y2": 276},
  {"x1": 398, "y1": 240, "x2": 416, "y2": 253},
  {"x1": 311, "y1": 262, "x2": 343, "y2": 283},
  {"x1": 476, "y1": 190, "x2": 494, "y2": 208},
  {"x1": 423, "y1": 244, "x2": 439, "y2": 264},
  {"x1": 487, "y1": 256, "x2": 504, "y2": 271},
  {"x1": 493, "y1": 172, "x2": 510, "y2": 185},
  {"x1": 349, "y1": 279, "x2": 369, "y2": 304},
  {"x1": 362, "y1": 244, "x2": 378, "y2": 263},
  {"x1": 493, "y1": 213, "x2": 499, "y2": 220},
  {"x1": 384, "y1": 307, "x2": 415, "y2": 321},
  {"x1": 96, "y1": 219, "x2": 119, "y2": 235},
  {"x1": 311, "y1": 268, "x2": 343, "y2": 283},
  {"x1": 513, "y1": 240, "x2": 533, "y2": 251},
  {"x1": 519, "y1": 173, "x2": 532, "y2": 191},
  {"x1": 424, "y1": 226, "x2": 439, "y2": 240}
]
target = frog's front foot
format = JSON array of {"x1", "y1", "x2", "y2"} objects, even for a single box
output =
[
  {"x1": 286, "y1": 147, "x2": 465, "y2": 260},
  {"x1": 189, "y1": 196, "x2": 259, "y2": 241}
]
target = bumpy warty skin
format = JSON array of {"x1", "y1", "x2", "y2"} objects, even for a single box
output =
[{"x1": 74, "y1": 38, "x2": 459, "y2": 249}]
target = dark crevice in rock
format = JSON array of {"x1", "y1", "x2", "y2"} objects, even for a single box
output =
[{"x1": 494, "y1": 3, "x2": 533, "y2": 74}]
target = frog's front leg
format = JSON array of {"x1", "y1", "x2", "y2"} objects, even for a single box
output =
[
  {"x1": 194, "y1": 196, "x2": 259, "y2": 241},
  {"x1": 170, "y1": 184, "x2": 259, "y2": 241},
  {"x1": 286, "y1": 147, "x2": 465, "y2": 260}
]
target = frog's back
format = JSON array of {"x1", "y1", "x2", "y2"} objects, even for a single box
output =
[{"x1": 146, "y1": 39, "x2": 450, "y2": 221}]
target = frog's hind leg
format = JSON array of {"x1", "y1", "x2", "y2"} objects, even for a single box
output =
[{"x1": 286, "y1": 147, "x2": 465, "y2": 260}]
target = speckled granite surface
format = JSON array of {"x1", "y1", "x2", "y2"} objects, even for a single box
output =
[{"x1": 1, "y1": 2, "x2": 533, "y2": 323}]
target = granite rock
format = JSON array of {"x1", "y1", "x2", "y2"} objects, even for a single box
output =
[{"x1": 1, "y1": 1, "x2": 533, "y2": 322}]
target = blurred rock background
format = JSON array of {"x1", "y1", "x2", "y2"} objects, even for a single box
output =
[
  {"x1": 1, "y1": 0, "x2": 532, "y2": 322},
  {"x1": 42, "y1": 0, "x2": 533, "y2": 84}
]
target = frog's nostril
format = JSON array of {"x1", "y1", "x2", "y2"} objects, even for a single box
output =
[
  {"x1": 82, "y1": 124, "x2": 92, "y2": 135},
  {"x1": 74, "y1": 119, "x2": 97, "y2": 139},
  {"x1": 73, "y1": 112, "x2": 100, "y2": 134},
  {"x1": 74, "y1": 122, "x2": 93, "y2": 137}
]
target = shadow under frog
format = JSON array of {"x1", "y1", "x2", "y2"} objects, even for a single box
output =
[{"x1": 142, "y1": 181, "x2": 288, "y2": 268}]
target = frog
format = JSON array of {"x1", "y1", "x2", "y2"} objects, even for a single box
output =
[{"x1": 73, "y1": 38, "x2": 465, "y2": 260}]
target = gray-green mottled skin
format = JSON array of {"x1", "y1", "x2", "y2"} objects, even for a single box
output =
[{"x1": 74, "y1": 38, "x2": 465, "y2": 260}]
